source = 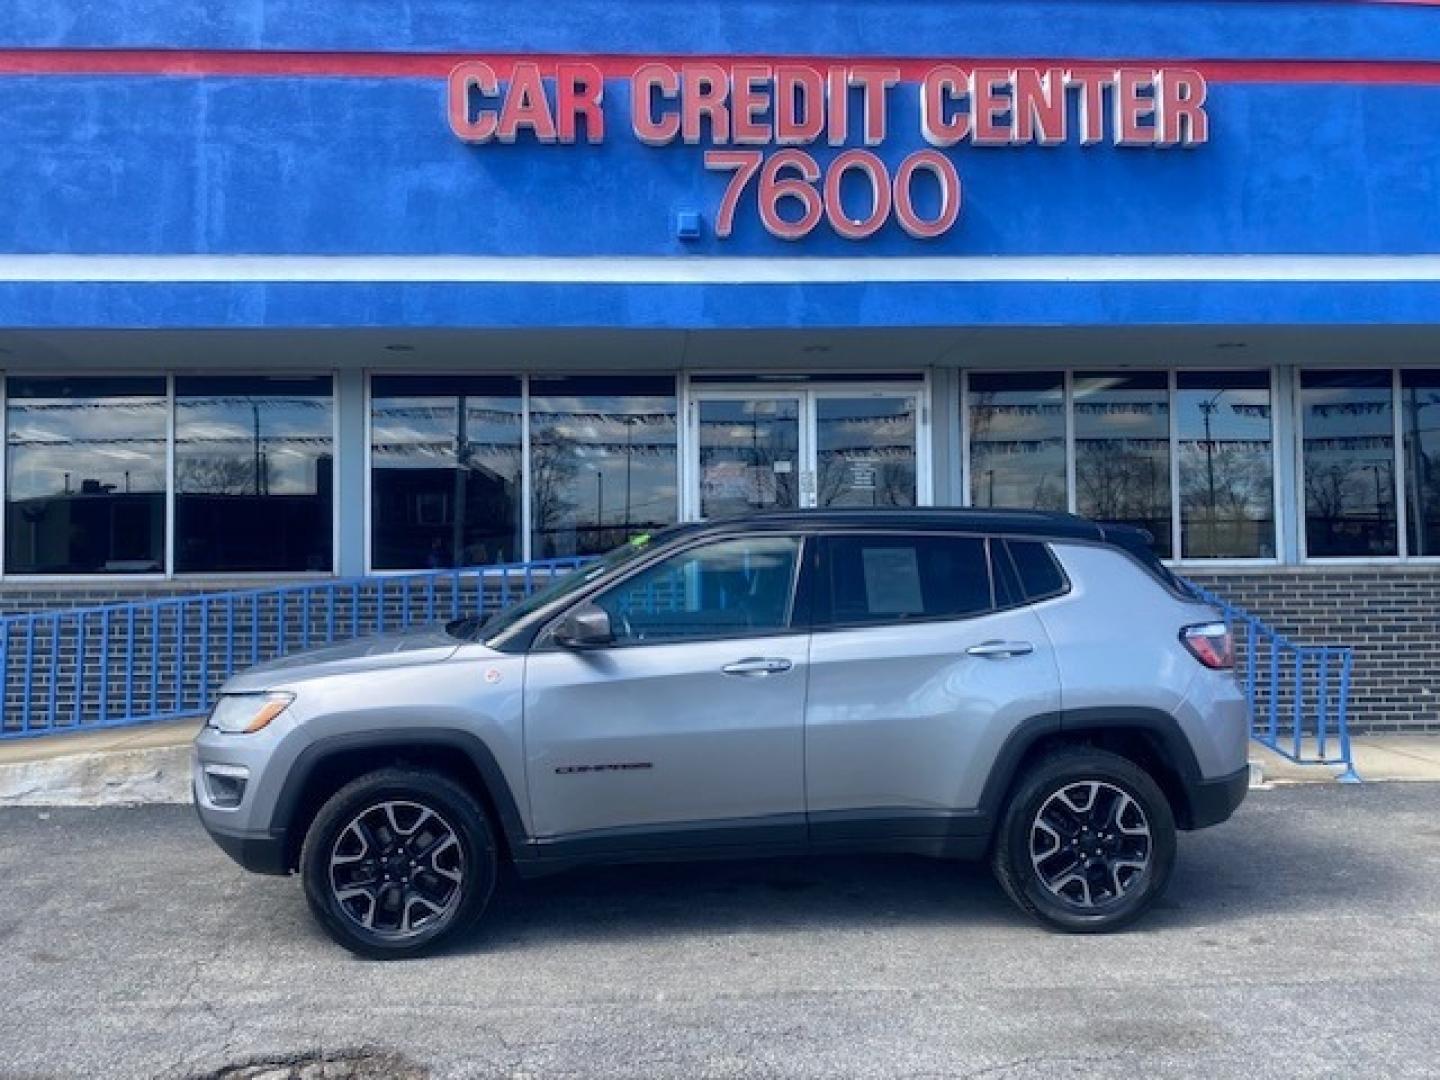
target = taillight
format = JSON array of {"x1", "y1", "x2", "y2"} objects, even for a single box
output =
[{"x1": 1181, "y1": 621, "x2": 1234, "y2": 669}]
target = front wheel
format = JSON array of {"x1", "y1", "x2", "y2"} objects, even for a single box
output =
[
  {"x1": 300, "y1": 768, "x2": 498, "y2": 959},
  {"x1": 992, "y1": 748, "x2": 1176, "y2": 933}
]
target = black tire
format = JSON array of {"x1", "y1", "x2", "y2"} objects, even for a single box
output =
[
  {"x1": 992, "y1": 748, "x2": 1176, "y2": 933},
  {"x1": 300, "y1": 767, "x2": 498, "y2": 959}
]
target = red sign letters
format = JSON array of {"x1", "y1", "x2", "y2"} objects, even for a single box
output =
[{"x1": 448, "y1": 61, "x2": 1210, "y2": 240}]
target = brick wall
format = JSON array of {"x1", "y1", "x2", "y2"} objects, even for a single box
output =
[{"x1": 1186, "y1": 567, "x2": 1440, "y2": 734}]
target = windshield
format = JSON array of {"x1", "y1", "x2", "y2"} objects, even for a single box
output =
[{"x1": 470, "y1": 527, "x2": 689, "y2": 643}]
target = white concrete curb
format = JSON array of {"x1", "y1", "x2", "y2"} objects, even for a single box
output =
[{"x1": 0, "y1": 744, "x2": 194, "y2": 807}]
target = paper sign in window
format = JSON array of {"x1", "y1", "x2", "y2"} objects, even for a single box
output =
[{"x1": 861, "y1": 546, "x2": 924, "y2": 615}]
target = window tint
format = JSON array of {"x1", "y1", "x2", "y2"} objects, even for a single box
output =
[
  {"x1": 529, "y1": 375, "x2": 678, "y2": 558},
  {"x1": 593, "y1": 536, "x2": 801, "y2": 645},
  {"x1": 1005, "y1": 540, "x2": 1067, "y2": 601},
  {"x1": 816, "y1": 534, "x2": 992, "y2": 628},
  {"x1": 1074, "y1": 372, "x2": 1172, "y2": 558},
  {"x1": 5, "y1": 377, "x2": 167, "y2": 574},
  {"x1": 1300, "y1": 369, "x2": 1396, "y2": 557},
  {"x1": 1401, "y1": 369, "x2": 1440, "y2": 557},
  {"x1": 1176, "y1": 371, "x2": 1275, "y2": 558},
  {"x1": 370, "y1": 375, "x2": 522, "y2": 568},
  {"x1": 174, "y1": 376, "x2": 334, "y2": 572},
  {"x1": 968, "y1": 372, "x2": 1066, "y2": 511},
  {"x1": 991, "y1": 539, "x2": 1023, "y2": 608}
]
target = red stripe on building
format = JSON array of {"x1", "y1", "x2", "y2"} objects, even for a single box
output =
[{"x1": 1, "y1": 49, "x2": 1439, "y2": 85}]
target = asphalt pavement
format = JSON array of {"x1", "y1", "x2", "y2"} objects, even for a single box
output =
[{"x1": 2, "y1": 784, "x2": 1439, "y2": 1079}]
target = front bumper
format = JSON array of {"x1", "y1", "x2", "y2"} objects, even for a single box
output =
[
  {"x1": 1184, "y1": 765, "x2": 1250, "y2": 830},
  {"x1": 192, "y1": 718, "x2": 300, "y2": 876},
  {"x1": 198, "y1": 814, "x2": 291, "y2": 875}
]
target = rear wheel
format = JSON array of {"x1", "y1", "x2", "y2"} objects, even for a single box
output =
[
  {"x1": 300, "y1": 768, "x2": 497, "y2": 959},
  {"x1": 992, "y1": 748, "x2": 1176, "y2": 933}
]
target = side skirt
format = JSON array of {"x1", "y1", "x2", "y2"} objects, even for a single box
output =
[{"x1": 511, "y1": 810, "x2": 993, "y2": 879}]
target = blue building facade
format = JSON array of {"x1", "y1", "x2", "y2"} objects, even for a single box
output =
[{"x1": 2, "y1": 1, "x2": 1440, "y2": 728}]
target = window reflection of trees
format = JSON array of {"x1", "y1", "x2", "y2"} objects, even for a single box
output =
[
  {"x1": 967, "y1": 376, "x2": 1067, "y2": 511},
  {"x1": 1301, "y1": 373, "x2": 1396, "y2": 557},
  {"x1": 528, "y1": 382, "x2": 678, "y2": 557},
  {"x1": 174, "y1": 383, "x2": 334, "y2": 572},
  {"x1": 697, "y1": 401, "x2": 799, "y2": 516},
  {"x1": 1402, "y1": 382, "x2": 1440, "y2": 557},
  {"x1": 815, "y1": 401, "x2": 917, "y2": 508},
  {"x1": 1074, "y1": 375, "x2": 1172, "y2": 557},
  {"x1": 370, "y1": 387, "x2": 523, "y2": 568},
  {"x1": 1177, "y1": 378, "x2": 1274, "y2": 558}
]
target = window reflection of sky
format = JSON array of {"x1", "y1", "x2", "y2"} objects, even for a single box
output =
[
  {"x1": 968, "y1": 374, "x2": 1066, "y2": 511},
  {"x1": 175, "y1": 393, "x2": 332, "y2": 496},
  {"x1": 529, "y1": 392, "x2": 679, "y2": 527},
  {"x1": 8, "y1": 396, "x2": 167, "y2": 500}
]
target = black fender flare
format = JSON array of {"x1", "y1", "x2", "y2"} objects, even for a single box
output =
[
  {"x1": 271, "y1": 728, "x2": 532, "y2": 861},
  {"x1": 975, "y1": 707, "x2": 1207, "y2": 828}
]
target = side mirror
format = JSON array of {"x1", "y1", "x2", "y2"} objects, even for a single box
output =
[{"x1": 553, "y1": 602, "x2": 613, "y2": 649}]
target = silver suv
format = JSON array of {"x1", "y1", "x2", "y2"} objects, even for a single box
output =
[{"x1": 194, "y1": 510, "x2": 1249, "y2": 958}]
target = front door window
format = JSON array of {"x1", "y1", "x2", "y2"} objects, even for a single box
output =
[{"x1": 594, "y1": 535, "x2": 803, "y2": 645}]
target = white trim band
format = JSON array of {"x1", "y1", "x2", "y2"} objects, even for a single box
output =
[{"x1": 2, "y1": 254, "x2": 1440, "y2": 284}]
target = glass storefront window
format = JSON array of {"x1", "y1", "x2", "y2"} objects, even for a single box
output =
[
  {"x1": 1073, "y1": 372, "x2": 1173, "y2": 557},
  {"x1": 1176, "y1": 371, "x2": 1275, "y2": 559},
  {"x1": 1301, "y1": 370, "x2": 1396, "y2": 558},
  {"x1": 370, "y1": 376, "x2": 522, "y2": 568},
  {"x1": 528, "y1": 375, "x2": 678, "y2": 558},
  {"x1": 967, "y1": 373, "x2": 1066, "y2": 511},
  {"x1": 1402, "y1": 370, "x2": 1440, "y2": 558},
  {"x1": 174, "y1": 376, "x2": 334, "y2": 572},
  {"x1": 5, "y1": 377, "x2": 167, "y2": 574}
]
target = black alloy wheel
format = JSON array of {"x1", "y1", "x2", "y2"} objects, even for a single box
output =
[
  {"x1": 992, "y1": 747, "x2": 1177, "y2": 933},
  {"x1": 300, "y1": 768, "x2": 497, "y2": 959}
]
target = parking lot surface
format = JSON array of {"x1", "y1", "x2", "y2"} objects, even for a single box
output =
[{"x1": 2, "y1": 783, "x2": 1439, "y2": 1079}]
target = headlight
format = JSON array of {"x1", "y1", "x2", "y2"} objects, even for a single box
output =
[{"x1": 209, "y1": 692, "x2": 295, "y2": 735}]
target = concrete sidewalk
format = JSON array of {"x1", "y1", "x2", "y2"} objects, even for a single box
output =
[
  {"x1": 1, "y1": 718, "x2": 1438, "y2": 806},
  {"x1": 0, "y1": 717, "x2": 200, "y2": 806},
  {"x1": 1251, "y1": 734, "x2": 1440, "y2": 785}
]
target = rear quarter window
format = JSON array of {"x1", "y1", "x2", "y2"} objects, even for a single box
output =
[{"x1": 1005, "y1": 540, "x2": 1069, "y2": 602}]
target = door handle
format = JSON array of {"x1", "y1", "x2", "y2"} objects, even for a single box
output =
[
  {"x1": 722, "y1": 657, "x2": 793, "y2": 676},
  {"x1": 966, "y1": 640, "x2": 1035, "y2": 659}
]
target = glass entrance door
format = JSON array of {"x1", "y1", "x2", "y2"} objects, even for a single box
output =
[
  {"x1": 689, "y1": 385, "x2": 927, "y2": 518},
  {"x1": 695, "y1": 397, "x2": 803, "y2": 518},
  {"x1": 814, "y1": 393, "x2": 920, "y2": 508}
]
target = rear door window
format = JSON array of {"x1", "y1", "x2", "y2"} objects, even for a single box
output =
[{"x1": 814, "y1": 533, "x2": 993, "y2": 629}]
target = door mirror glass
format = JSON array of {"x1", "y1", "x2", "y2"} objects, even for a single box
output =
[{"x1": 553, "y1": 602, "x2": 614, "y2": 648}]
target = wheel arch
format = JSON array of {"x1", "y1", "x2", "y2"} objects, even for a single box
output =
[
  {"x1": 980, "y1": 708, "x2": 1208, "y2": 833},
  {"x1": 273, "y1": 729, "x2": 531, "y2": 872}
]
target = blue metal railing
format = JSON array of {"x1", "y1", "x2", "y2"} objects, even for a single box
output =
[
  {"x1": 1185, "y1": 580, "x2": 1360, "y2": 783},
  {"x1": 1, "y1": 560, "x2": 1362, "y2": 782},
  {"x1": 0, "y1": 557, "x2": 587, "y2": 740}
]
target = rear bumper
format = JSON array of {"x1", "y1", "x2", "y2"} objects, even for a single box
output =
[{"x1": 1184, "y1": 765, "x2": 1250, "y2": 830}]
